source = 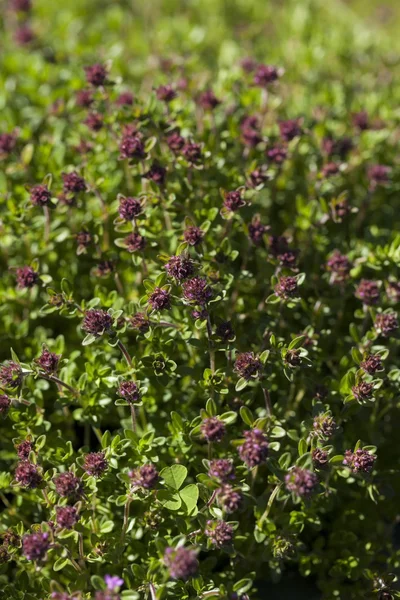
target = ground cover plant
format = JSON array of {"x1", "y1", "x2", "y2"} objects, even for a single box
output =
[{"x1": 1, "y1": 0, "x2": 400, "y2": 599}]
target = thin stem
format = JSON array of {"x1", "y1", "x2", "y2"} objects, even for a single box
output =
[
  {"x1": 117, "y1": 339, "x2": 133, "y2": 367},
  {"x1": 262, "y1": 388, "x2": 272, "y2": 417},
  {"x1": 206, "y1": 489, "x2": 217, "y2": 508},
  {"x1": 149, "y1": 583, "x2": 157, "y2": 600},
  {"x1": 130, "y1": 404, "x2": 137, "y2": 433},
  {"x1": 0, "y1": 492, "x2": 11, "y2": 508},
  {"x1": 121, "y1": 497, "x2": 132, "y2": 546},
  {"x1": 92, "y1": 426, "x2": 102, "y2": 443},
  {"x1": 206, "y1": 313, "x2": 216, "y2": 373},
  {"x1": 78, "y1": 532, "x2": 86, "y2": 567},
  {"x1": 124, "y1": 159, "x2": 134, "y2": 192},
  {"x1": 258, "y1": 483, "x2": 282, "y2": 527},
  {"x1": 38, "y1": 372, "x2": 79, "y2": 396},
  {"x1": 42, "y1": 488, "x2": 52, "y2": 507},
  {"x1": 43, "y1": 206, "x2": 51, "y2": 241}
]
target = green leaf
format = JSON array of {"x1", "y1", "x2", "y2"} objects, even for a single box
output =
[
  {"x1": 329, "y1": 455, "x2": 344, "y2": 464},
  {"x1": 205, "y1": 397, "x2": 217, "y2": 416},
  {"x1": 339, "y1": 370, "x2": 355, "y2": 394},
  {"x1": 289, "y1": 335, "x2": 305, "y2": 350},
  {"x1": 235, "y1": 377, "x2": 248, "y2": 391},
  {"x1": 271, "y1": 426, "x2": 286, "y2": 438},
  {"x1": 240, "y1": 406, "x2": 254, "y2": 426},
  {"x1": 53, "y1": 556, "x2": 69, "y2": 571},
  {"x1": 160, "y1": 464, "x2": 187, "y2": 490},
  {"x1": 157, "y1": 490, "x2": 182, "y2": 510},
  {"x1": 179, "y1": 484, "x2": 199, "y2": 515},
  {"x1": 351, "y1": 347, "x2": 363, "y2": 365},
  {"x1": 298, "y1": 438, "x2": 308, "y2": 456},
  {"x1": 82, "y1": 334, "x2": 96, "y2": 346}
]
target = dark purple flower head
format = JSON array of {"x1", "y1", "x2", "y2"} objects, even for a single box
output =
[
  {"x1": 343, "y1": 448, "x2": 376, "y2": 474},
  {"x1": 267, "y1": 144, "x2": 288, "y2": 164},
  {"x1": 239, "y1": 428, "x2": 268, "y2": 468},
  {"x1": 197, "y1": 90, "x2": 221, "y2": 110},
  {"x1": 0, "y1": 131, "x2": 17, "y2": 156},
  {"x1": 352, "y1": 110, "x2": 369, "y2": 131},
  {"x1": 0, "y1": 546, "x2": 10, "y2": 564},
  {"x1": 240, "y1": 56, "x2": 257, "y2": 72},
  {"x1": 275, "y1": 276, "x2": 299, "y2": 299},
  {"x1": 149, "y1": 287, "x2": 171, "y2": 311},
  {"x1": 167, "y1": 131, "x2": 185, "y2": 154},
  {"x1": 284, "y1": 349, "x2": 302, "y2": 367},
  {"x1": 62, "y1": 171, "x2": 86, "y2": 194},
  {"x1": 144, "y1": 163, "x2": 167, "y2": 186},
  {"x1": 182, "y1": 277, "x2": 212, "y2": 305},
  {"x1": 35, "y1": 347, "x2": 61, "y2": 374},
  {"x1": 130, "y1": 312, "x2": 150, "y2": 333},
  {"x1": 0, "y1": 394, "x2": 11, "y2": 416},
  {"x1": 130, "y1": 463, "x2": 159, "y2": 489},
  {"x1": 322, "y1": 162, "x2": 340, "y2": 178},
  {"x1": 201, "y1": 417, "x2": 226, "y2": 443},
  {"x1": 184, "y1": 226, "x2": 204, "y2": 246},
  {"x1": 234, "y1": 352, "x2": 262, "y2": 380},
  {"x1": 17, "y1": 440, "x2": 34, "y2": 460},
  {"x1": 76, "y1": 89, "x2": 94, "y2": 107},
  {"x1": 368, "y1": 165, "x2": 391, "y2": 189},
  {"x1": 82, "y1": 309, "x2": 113, "y2": 336},
  {"x1": 192, "y1": 308, "x2": 208, "y2": 320},
  {"x1": 387, "y1": 281, "x2": 400, "y2": 303},
  {"x1": 53, "y1": 472, "x2": 84, "y2": 499},
  {"x1": 279, "y1": 119, "x2": 302, "y2": 142},
  {"x1": 15, "y1": 462, "x2": 42, "y2": 488},
  {"x1": 84, "y1": 451, "x2": 108, "y2": 477},
  {"x1": 312, "y1": 448, "x2": 329, "y2": 470},
  {"x1": 215, "y1": 321, "x2": 235, "y2": 342},
  {"x1": 165, "y1": 255, "x2": 195, "y2": 281},
  {"x1": 285, "y1": 467, "x2": 318, "y2": 497},
  {"x1": 156, "y1": 84, "x2": 177, "y2": 103},
  {"x1": 217, "y1": 484, "x2": 242, "y2": 513},
  {"x1": 182, "y1": 141, "x2": 202, "y2": 165},
  {"x1": 205, "y1": 520, "x2": 234, "y2": 547},
  {"x1": 76, "y1": 231, "x2": 92, "y2": 252},
  {"x1": 240, "y1": 116, "x2": 261, "y2": 148},
  {"x1": 313, "y1": 415, "x2": 337, "y2": 440},
  {"x1": 278, "y1": 250, "x2": 299, "y2": 269},
  {"x1": 331, "y1": 197, "x2": 351, "y2": 222},
  {"x1": 208, "y1": 459, "x2": 235, "y2": 482},
  {"x1": 248, "y1": 168, "x2": 269, "y2": 188},
  {"x1": 119, "y1": 132, "x2": 146, "y2": 160},
  {"x1": 22, "y1": 532, "x2": 50, "y2": 561},
  {"x1": 14, "y1": 24, "x2": 35, "y2": 45},
  {"x1": 361, "y1": 354, "x2": 384, "y2": 375},
  {"x1": 352, "y1": 382, "x2": 374, "y2": 402},
  {"x1": 84, "y1": 111, "x2": 103, "y2": 131},
  {"x1": 355, "y1": 280, "x2": 380, "y2": 306},
  {"x1": 116, "y1": 91, "x2": 134, "y2": 106},
  {"x1": 254, "y1": 64, "x2": 280, "y2": 86},
  {"x1": 269, "y1": 235, "x2": 289, "y2": 256},
  {"x1": 326, "y1": 251, "x2": 352, "y2": 284},
  {"x1": 375, "y1": 312, "x2": 398, "y2": 337},
  {"x1": 118, "y1": 196, "x2": 142, "y2": 221},
  {"x1": 16, "y1": 266, "x2": 39, "y2": 289},
  {"x1": 223, "y1": 189, "x2": 245, "y2": 212},
  {"x1": 125, "y1": 232, "x2": 146, "y2": 252},
  {"x1": 0, "y1": 361, "x2": 23, "y2": 389},
  {"x1": 56, "y1": 506, "x2": 79, "y2": 530},
  {"x1": 84, "y1": 63, "x2": 107, "y2": 87},
  {"x1": 30, "y1": 185, "x2": 51, "y2": 207},
  {"x1": 322, "y1": 136, "x2": 353, "y2": 159},
  {"x1": 10, "y1": 0, "x2": 32, "y2": 12},
  {"x1": 164, "y1": 546, "x2": 198, "y2": 580},
  {"x1": 118, "y1": 380, "x2": 141, "y2": 404}
]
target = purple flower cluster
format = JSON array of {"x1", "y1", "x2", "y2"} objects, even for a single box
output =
[
  {"x1": 234, "y1": 352, "x2": 262, "y2": 380},
  {"x1": 182, "y1": 277, "x2": 212, "y2": 305},
  {"x1": 375, "y1": 312, "x2": 398, "y2": 337},
  {"x1": 165, "y1": 255, "x2": 195, "y2": 281},
  {"x1": 197, "y1": 89, "x2": 220, "y2": 110},
  {"x1": 285, "y1": 467, "x2": 318, "y2": 497},
  {"x1": 30, "y1": 184, "x2": 51, "y2": 207},
  {"x1": 56, "y1": 506, "x2": 79, "y2": 529},
  {"x1": 16, "y1": 440, "x2": 34, "y2": 460},
  {"x1": 253, "y1": 64, "x2": 280, "y2": 86},
  {"x1": 184, "y1": 225, "x2": 204, "y2": 246},
  {"x1": 248, "y1": 217, "x2": 268, "y2": 245},
  {"x1": 118, "y1": 196, "x2": 142, "y2": 221},
  {"x1": 85, "y1": 63, "x2": 107, "y2": 87},
  {"x1": 164, "y1": 546, "x2": 198, "y2": 580},
  {"x1": 82, "y1": 309, "x2": 114, "y2": 336},
  {"x1": 16, "y1": 266, "x2": 39, "y2": 289},
  {"x1": 343, "y1": 448, "x2": 376, "y2": 474},
  {"x1": 129, "y1": 463, "x2": 159, "y2": 489},
  {"x1": 238, "y1": 428, "x2": 269, "y2": 468},
  {"x1": 217, "y1": 485, "x2": 242, "y2": 513},
  {"x1": 118, "y1": 380, "x2": 141, "y2": 404},
  {"x1": 326, "y1": 251, "x2": 352, "y2": 284},
  {"x1": 35, "y1": 347, "x2": 61, "y2": 374},
  {"x1": 312, "y1": 415, "x2": 337, "y2": 440},
  {"x1": 0, "y1": 361, "x2": 23, "y2": 389},
  {"x1": 275, "y1": 276, "x2": 299, "y2": 299},
  {"x1": 279, "y1": 119, "x2": 302, "y2": 141},
  {"x1": 53, "y1": 472, "x2": 84, "y2": 499},
  {"x1": 205, "y1": 520, "x2": 234, "y2": 547},
  {"x1": 15, "y1": 461, "x2": 42, "y2": 488},
  {"x1": 125, "y1": 232, "x2": 146, "y2": 252},
  {"x1": 0, "y1": 394, "x2": 11, "y2": 416},
  {"x1": 352, "y1": 382, "x2": 374, "y2": 402},
  {"x1": 355, "y1": 280, "x2": 380, "y2": 305},
  {"x1": 312, "y1": 448, "x2": 329, "y2": 469},
  {"x1": 208, "y1": 459, "x2": 235, "y2": 482},
  {"x1": 149, "y1": 287, "x2": 171, "y2": 311},
  {"x1": 22, "y1": 532, "x2": 50, "y2": 561},
  {"x1": 360, "y1": 354, "x2": 384, "y2": 374},
  {"x1": 201, "y1": 417, "x2": 226, "y2": 443},
  {"x1": 62, "y1": 171, "x2": 86, "y2": 194},
  {"x1": 83, "y1": 451, "x2": 108, "y2": 477},
  {"x1": 119, "y1": 131, "x2": 146, "y2": 160},
  {"x1": 223, "y1": 189, "x2": 246, "y2": 212}
]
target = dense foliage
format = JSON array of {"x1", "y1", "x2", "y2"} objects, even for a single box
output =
[{"x1": 1, "y1": 0, "x2": 400, "y2": 599}]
